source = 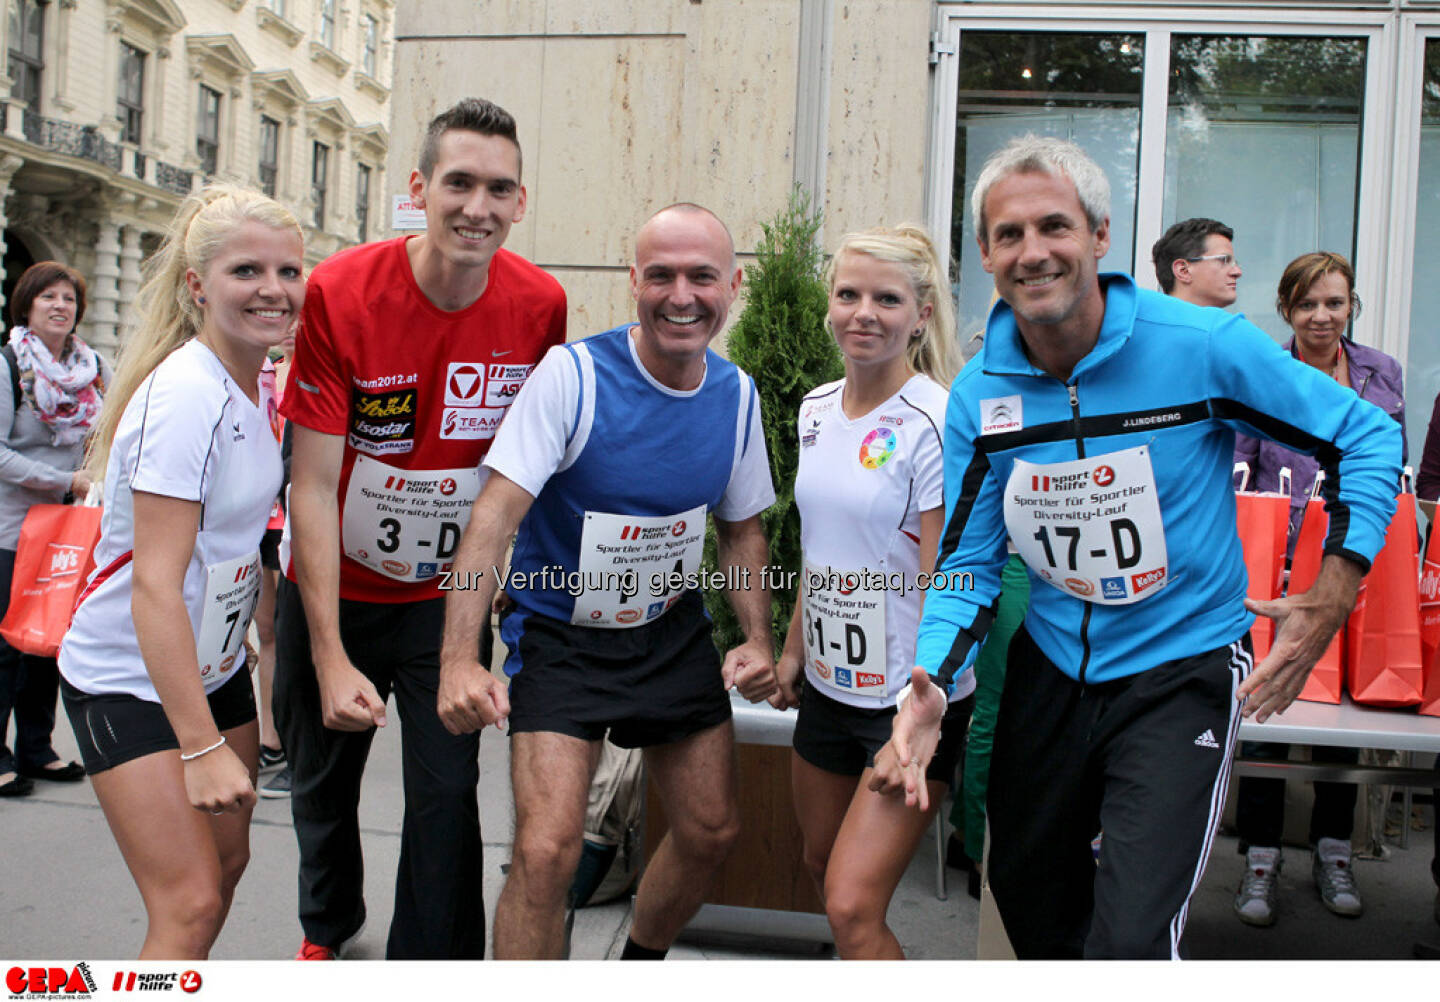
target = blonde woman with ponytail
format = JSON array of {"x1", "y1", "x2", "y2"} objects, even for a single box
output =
[
  {"x1": 57, "y1": 185, "x2": 303, "y2": 959},
  {"x1": 773, "y1": 224, "x2": 966, "y2": 958}
]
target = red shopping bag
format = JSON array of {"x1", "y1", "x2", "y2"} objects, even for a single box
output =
[
  {"x1": 1289, "y1": 494, "x2": 1343, "y2": 703},
  {"x1": 1234, "y1": 478, "x2": 1289, "y2": 662},
  {"x1": 0, "y1": 504, "x2": 102, "y2": 657},
  {"x1": 1418, "y1": 515, "x2": 1440, "y2": 716},
  {"x1": 1344, "y1": 489, "x2": 1423, "y2": 707}
]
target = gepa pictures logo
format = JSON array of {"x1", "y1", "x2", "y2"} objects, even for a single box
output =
[{"x1": 5, "y1": 963, "x2": 97, "y2": 998}]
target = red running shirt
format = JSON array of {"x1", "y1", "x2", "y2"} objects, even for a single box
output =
[{"x1": 281, "y1": 237, "x2": 566, "y2": 602}]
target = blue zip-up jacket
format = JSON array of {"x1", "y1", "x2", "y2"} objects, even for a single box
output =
[{"x1": 917, "y1": 274, "x2": 1402, "y2": 690}]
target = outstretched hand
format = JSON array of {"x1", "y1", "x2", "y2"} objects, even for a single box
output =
[
  {"x1": 1239, "y1": 554, "x2": 1362, "y2": 722},
  {"x1": 868, "y1": 666, "x2": 945, "y2": 810}
]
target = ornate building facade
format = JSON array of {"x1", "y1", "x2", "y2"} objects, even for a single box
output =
[{"x1": 1, "y1": 0, "x2": 394, "y2": 360}]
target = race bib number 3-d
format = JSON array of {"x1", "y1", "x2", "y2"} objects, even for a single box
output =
[
  {"x1": 1005, "y1": 446, "x2": 1168, "y2": 604},
  {"x1": 197, "y1": 552, "x2": 262, "y2": 684},
  {"x1": 571, "y1": 506, "x2": 706, "y2": 628},
  {"x1": 802, "y1": 561, "x2": 888, "y2": 696},
  {"x1": 342, "y1": 455, "x2": 482, "y2": 582}
]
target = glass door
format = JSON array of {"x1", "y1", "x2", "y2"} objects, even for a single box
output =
[
  {"x1": 1397, "y1": 24, "x2": 1440, "y2": 469},
  {"x1": 931, "y1": 6, "x2": 1389, "y2": 350}
]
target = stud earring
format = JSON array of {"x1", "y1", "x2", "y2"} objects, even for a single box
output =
[{"x1": 197, "y1": 297, "x2": 206, "y2": 306}]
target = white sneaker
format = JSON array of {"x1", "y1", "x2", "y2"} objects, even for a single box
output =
[
  {"x1": 1234, "y1": 846, "x2": 1281, "y2": 927},
  {"x1": 1312, "y1": 838, "x2": 1362, "y2": 917}
]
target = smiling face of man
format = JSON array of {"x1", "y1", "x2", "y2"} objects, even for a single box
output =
[
  {"x1": 628, "y1": 206, "x2": 742, "y2": 389},
  {"x1": 409, "y1": 129, "x2": 526, "y2": 275},
  {"x1": 978, "y1": 168, "x2": 1110, "y2": 337}
]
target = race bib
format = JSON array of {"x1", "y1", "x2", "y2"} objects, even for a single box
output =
[
  {"x1": 196, "y1": 552, "x2": 261, "y2": 683},
  {"x1": 341, "y1": 455, "x2": 482, "y2": 582},
  {"x1": 1005, "y1": 446, "x2": 1169, "y2": 604},
  {"x1": 570, "y1": 506, "x2": 706, "y2": 628},
  {"x1": 802, "y1": 561, "x2": 889, "y2": 696}
]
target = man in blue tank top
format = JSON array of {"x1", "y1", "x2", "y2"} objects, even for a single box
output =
[{"x1": 437, "y1": 204, "x2": 778, "y2": 959}]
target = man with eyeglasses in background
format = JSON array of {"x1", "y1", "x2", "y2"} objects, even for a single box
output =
[{"x1": 1152, "y1": 217, "x2": 1243, "y2": 308}]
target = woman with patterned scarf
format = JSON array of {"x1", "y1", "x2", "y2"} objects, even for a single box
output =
[{"x1": 0, "y1": 260, "x2": 110, "y2": 797}]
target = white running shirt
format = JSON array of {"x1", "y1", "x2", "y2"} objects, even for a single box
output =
[
  {"x1": 794, "y1": 374, "x2": 952, "y2": 707},
  {"x1": 60, "y1": 339, "x2": 282, "y2": 700}
]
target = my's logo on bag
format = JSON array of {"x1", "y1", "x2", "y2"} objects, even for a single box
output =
[
  {"x1": 1421, "y1": 560, "x2": 1440, "y2": 604},
  {"x1": 41, "y1": 543, "x2": 86, "y2": 581}
]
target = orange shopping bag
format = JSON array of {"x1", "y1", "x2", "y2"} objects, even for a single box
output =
[
  {"x1": 1289, "y1": 480, "x2": 1343, "y2": 704},
  {"x1": 1233, "y1": 463, "x2": 1290, "y2": 662},
  {"x1": 1418, "y1": 513, "x2": 1440, "y2": 717},
  {"x1": 0, "y1": 503, "x2": 101, "y2": 657},
  {"x1": 1344, "y1": 484, "x2": 1423, "y2": 707}
]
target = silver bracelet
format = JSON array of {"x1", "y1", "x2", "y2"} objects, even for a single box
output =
[{"x1": 179, "y1": 736, "x2": 226, "y2": 762}]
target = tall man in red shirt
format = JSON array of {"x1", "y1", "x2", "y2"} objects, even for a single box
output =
[{"x1": 275, "y1": 98, "x2": 567, "y2": 960}]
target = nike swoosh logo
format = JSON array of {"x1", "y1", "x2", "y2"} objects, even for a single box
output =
[{"x1": 492, "y1": 349, "x2": 513, "y2": 357}]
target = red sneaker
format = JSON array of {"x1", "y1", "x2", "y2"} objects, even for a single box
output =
[{"x1": 295, "y1": 937, "x2": 337, "y2": 960}]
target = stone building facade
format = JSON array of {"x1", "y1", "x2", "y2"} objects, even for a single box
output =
[{"x1": 1, "y1": 0, "x2": 394, "y2": 360}]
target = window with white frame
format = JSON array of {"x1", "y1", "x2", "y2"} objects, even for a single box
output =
[
  {"x1": 1404, "y1": 33, "x2": 1440, "y2": 466},
  {"x1": 268, "y1": 0, "x2": 287, "y2": 17},
  {"x1": 196, "y1": 84, "x2": 221, "y2": 177},
  {"x1": 319, "y1": 0, "x2": 337, "y2": 51},
  {"x1": 356, "y1": 162, "x2": 371, "y2": 242},
  {"x1": 259, "y1": 115, "x2": 280, "y2": 196},
  {"x1": 948, "y1": 31, "x2": 1143, "y2": 344},
  {"x1": 118, "y1": 42, "x2": 145, "y2": 145},
  {"x1": 362, "y1": 13, "x2": 378, "y2": 77},
  {"x1": 8, "y1": 0, "x2": 44, "y2": 111},
  {"x1": 311, "y1": 140, "x2": 330, "y2": 229},
  {"x1": 934, "y1": 10, "x2": 1385, "y2": 350}
]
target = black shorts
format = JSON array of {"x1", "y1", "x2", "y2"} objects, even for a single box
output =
[
  {"x1": 793, "y1": 678, "x2": 972, "y2": 782},
  {"x1": 259, "y1": 528, "x2": 282, "y2": 571},
  {"x1": 61, "y1": 666, "x2": 257, "y2": 775},
  {"x1": 504, "y1": 590, "x2": 731, "y2": 749}
]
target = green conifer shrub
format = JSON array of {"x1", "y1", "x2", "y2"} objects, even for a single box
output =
[{"x1": 704, "y1": 186, "x2": 842, "y2": 653}]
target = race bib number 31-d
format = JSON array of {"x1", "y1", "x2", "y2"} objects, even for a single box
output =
[
  {"x1": 1005, "y1": 446, "x2": 1169, "y2": 604},
  {"x1": 197, "y1": 552, "x2": 261, "y2": 684},
  {"x1": 802, "y1": 561, "x2": 888, "y2": 696},
  {"x1": 571, "y1": 506, "x2": 706, "y2": 628},
  {"x1": 342, "y1": 455, "x2": 482, "y2": 582}
]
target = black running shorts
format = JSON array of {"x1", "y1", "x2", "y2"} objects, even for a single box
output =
[
  {"x1": 505, "y1": 590, "x2": 731, "y2": 748},
  {"x1": 792, "y1": 678, "x2": 972, "y2": 781},
  {"x1": 61, "y1": 666, "x2": 256, "y2": 775}
]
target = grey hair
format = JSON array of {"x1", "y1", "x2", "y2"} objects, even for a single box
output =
[{"x1": 970, "y1": 135, "x2": 1110, "y2": 243}]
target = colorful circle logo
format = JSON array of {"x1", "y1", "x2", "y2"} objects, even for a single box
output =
[{"x1": 859, "y1": 428, "x2": 897, "y2": 470}]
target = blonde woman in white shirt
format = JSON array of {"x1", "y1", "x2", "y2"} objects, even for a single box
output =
[
  {"x1": 58, "y1": 185, "x2": 302, "y2": 959},
  {"x1": 774, "y1": 225, "x2": 968, "y2": 958}
]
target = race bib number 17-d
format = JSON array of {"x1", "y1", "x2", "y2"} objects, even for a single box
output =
[
  {"x1": 342, "y1": 455, "x2": 482, "y2": 582},
  {"x1": 1004, "y1": 445, "x2": 1169, "y2": 604}
]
